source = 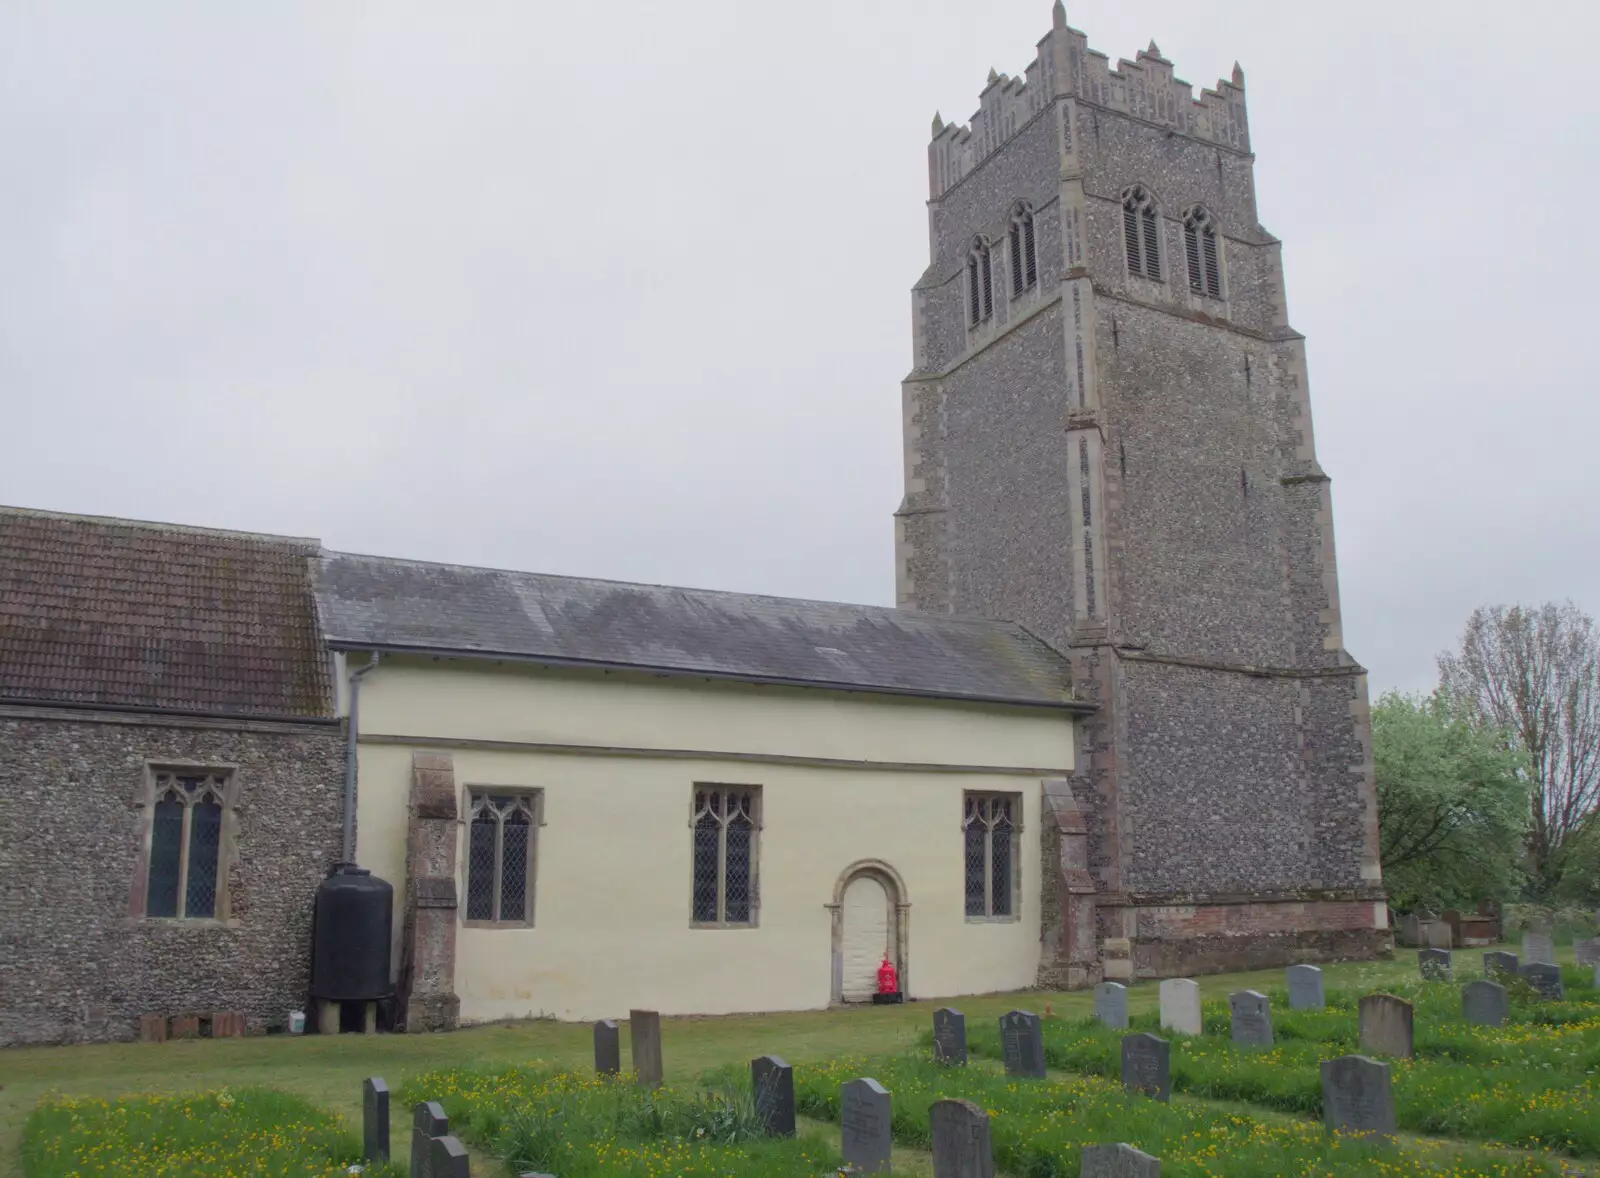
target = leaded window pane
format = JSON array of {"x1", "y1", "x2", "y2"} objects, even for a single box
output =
[
  {"x1": 692, "y1": 816, "x2": 720, "y2": 922},
  {"x1": 964, "y1": 823, "x2": 986, "y2": 917},
  {"x1": 990, "y1": 814, "x2": 1013, "y2": 918},
  {"x1": 466, "y1": 813, "x2": 498, "y2": 921},
  {"x1": 500, "y1": 812, "x2": 530, "y2": 922},
  {"x1": 185, "y1": 798, "x2": 222, "y2": 918},
  {"x1": 148, "y1": 796, "x2": 184, "y2": 918},
  {"x1": 725, "y1": 814, "x2": 753, "y2": 923}
]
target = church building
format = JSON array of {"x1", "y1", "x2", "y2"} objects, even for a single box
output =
[{"x1": 0, "y1": 6, "x2": 1386, "y2": 1044}]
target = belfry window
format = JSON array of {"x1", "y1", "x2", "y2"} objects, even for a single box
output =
[
  {"x1": 966, "y1": 238, "x2": 994, "y2": 325},
  {"x1": 692, "y1": 786, "x2": 760, "y2": 926},
  {"x1": 1183, "y1": 206, "x2": 1223, "y2": 297},
  {"x1": 145, "y1": 768, "x2": 229, "y2": 920},
  {"x1": 963, "y1": 792, "x2": 1020, "y2": 919},
  {"x1": 465, "y1": 790, "x2": 541, "y2": 926},
  {"x1": 1008, "y1": 202, "x2": 1037, "y2": 295},
  {"x1": 1121, "y1": 185, "x2": 1162, "y2": 280}
]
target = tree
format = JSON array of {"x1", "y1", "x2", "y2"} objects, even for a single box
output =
[
  {"x1": 1438, "y1": 602, "x2": 1600, "y2": 898},
  {"x1": 1373, "y1": 689, "x2": 1528, "y2": 910}
]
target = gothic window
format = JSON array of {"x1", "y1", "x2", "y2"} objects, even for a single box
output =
[
  {"x1": 963, "y1": 792, "x2": 1020, "y2": 919},
  {"x1": 145, "y1": 768, "x2": 229, "y2": 920},
  {"x1": 1121, "y1": 185, "x2": 1162, "y2": 280},
  {"x1": 965, "y1": 238, "x2": 994, "y2": 326},
  {"x1": 691, "y1": 785, "x2": 760, "y2": 926},
  {"x1": 465, "y1": 790, "x2": 541, "y2": 926},
  {"x1": 1183, "y1": 206, "x2": 1223, "y2": 297},
  {"x1": 1008, "y1": 202, "x2": 1037, "y2": 296}
]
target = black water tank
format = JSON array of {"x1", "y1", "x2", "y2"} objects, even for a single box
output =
[{"x1": 310, "y1": 864, "x2": 394, "y2": 1001}]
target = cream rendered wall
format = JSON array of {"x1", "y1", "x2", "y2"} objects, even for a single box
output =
[{"x1": 353, "y1": 658, "x2": 1074, "y2": 1023}]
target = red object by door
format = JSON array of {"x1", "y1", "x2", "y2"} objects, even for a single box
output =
[{"x1": 877, "y1": 956, "x2": 898, "y2": 995}]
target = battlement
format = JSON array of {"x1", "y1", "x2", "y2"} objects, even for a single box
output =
[{"x1": 929, "y1": 1, "x2": 1249, "y2": 199}]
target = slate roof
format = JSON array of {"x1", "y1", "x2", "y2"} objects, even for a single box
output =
[
  {"x1": 314, "y1": 551, "x2": 1081, "y2": 709},
  {"x1": 0, "y1": 507, "x2": 333, "y2": 717}
]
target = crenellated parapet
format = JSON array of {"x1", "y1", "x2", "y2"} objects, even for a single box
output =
[{"x1": 929, "y1": 0, "x2": 1249, "y2": 198}]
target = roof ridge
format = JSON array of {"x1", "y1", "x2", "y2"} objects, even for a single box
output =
[{"x1": 0, "y1": 504, "x2": 321, "y2": 549}]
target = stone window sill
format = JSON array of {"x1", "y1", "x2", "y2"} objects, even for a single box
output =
[
  {"x1": 462, "y1": 919, "x2": 535, "y2": 930},
  {"x1": 133, "y1": 916, "x2": 241, "y2": 930}
]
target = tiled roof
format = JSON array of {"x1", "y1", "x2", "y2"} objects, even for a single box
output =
[
  {"x1": 314, "y1": 551, "x2": 1080, "y2": 709},
  {"x1": 0, "y1": 507, "x2": 333, "y2": 717}
]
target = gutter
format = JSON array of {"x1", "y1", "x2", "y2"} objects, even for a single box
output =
[{"x1": 341, "y1": 652, "x2": 381, "y2": 863}]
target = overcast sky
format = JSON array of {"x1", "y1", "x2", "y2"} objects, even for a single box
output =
[{"x1": 2, "y1": 1, "x2": 1595, "y2": 695}]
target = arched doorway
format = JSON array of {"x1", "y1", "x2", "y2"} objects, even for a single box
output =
[{"x1": 827, "y1": 860, "x2": 910, "y2": 1005}]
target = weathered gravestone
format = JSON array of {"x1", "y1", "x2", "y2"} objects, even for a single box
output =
[
  {"x1": 1523, "y1": 931, "x2": 1556, "y2": 965},
  {"x1": 411, "y1": 1101, "x2": 449, "y2": 1178},
  {"x1": 930, "y1": 1097, "x2": 994, "y2": 1178},
  {"x1": 1424, "y1": 920, "x2": 1454, "y2": 950},
  {"x1": 1358, "y1": 994, "x2": 1413, "y2": 1058},
  {"x1": 999, "y1": 1010, "x2": 1046, "y2": 1078},
  {"x1": 630, "y1": 1008, "x2": 663, "y2": 1087},
  {"x1": 1462, "y1": 980, "x2": 1508, "y2": 1027},
  {"x1": 1321, "y1": 1054, "x2": 1396, "y2": 1142},
  {"x1": 1159, "y1": 979, "x2": 1202, "y2": 1036},
  {"x1": 428, "y1": 1134, "x2": 470, "y2": 1178},
  {"x1": 1095, "y1": 982, "x2": 1129, "y2": 1030},
  {"x1": 1228, "y1": 991, "x2": 1273, "y2": 1047},
  {"x1": 840, "y1": 1077, "x2": 892, "y2": 1174},
  {"x1": 362, "y1": 1077, "x2": 389, "y2": 1163},
  {"x1": 1483, "y1": 950, "x2": 1518, "y2": 979},
  {"x1": 1081, "y1": 1142, "x2": 1161, "y2": 1177},
  {"x1": 1418, "y1": 949, "x2": 1452, "y2": 981},
  {"x1": 1520, "y1": 961, "x2": 1565, "y2": 1000},
  {"x1": 1286, "y1": 964, "x2": 1325, "y2": 1010},
  {"x1": 1397, "y1": 913, "x2": 1423, "y2": 947},
  {"x1": 751, "y1": 1055, "x2": 795, "y2": 1138},
  {"x1": 594, "y1": 1019, "x2": 620, "y2": 1077},
  {"x1": 1441, "y1": 909, "x2": 1463, "y2": 948},
  {"x1": 1121, "y1": 1032, "x2": 1170, "y2": 1102},
  {"x1": 933, "y1": 1007, "x2": 967, "y2": 1066},
  {"x1": 1575, "y1": 937, "x2": 1600, "y2": 967}
]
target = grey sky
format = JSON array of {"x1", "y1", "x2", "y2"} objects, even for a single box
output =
[{"x1": 3, "y1": 1, "x2": 1595, "y2": 696}]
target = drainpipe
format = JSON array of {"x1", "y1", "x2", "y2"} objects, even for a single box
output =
[{"x1": 341, "y1": 652, "x2": 381, "y2": 864}]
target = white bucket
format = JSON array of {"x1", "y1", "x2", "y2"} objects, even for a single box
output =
[{"x1": 288, "y1": 1010, "x2": 306, "y2": 1035}]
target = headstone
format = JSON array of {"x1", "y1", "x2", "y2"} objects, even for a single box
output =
[
  {"x1": 751, "y1": 1055, "x2": 795, "y2": 1138},
  {"x1": 1483, "y1": 950, "x2": 1518, "y2": 979},
  {"x1": 427, "y1": 1134, "x2": 470, "y2": 1178},
  {"x1": 1095, "y1": 982, "x2": 1129, "y2": 1030},
  {"x1": 840, "y1": 1077, "x2": 892, "y2": 1174},
  {"x1": 411, "y1": 1101, "x2": 448, "y2": 1178},
  {"x1": 999, "y1": 1009, "x2": 1046, "y2": 1078},
  {"x1": 1418, "y1": 948, "x2": 1452, "y2": 981},
  {"x1": 1423, "y1": 920, "x2": 1454, "y2": 950},
  {"x1": 1397, "y1": 913, "x2": 1422, "y2": 947},
  {"x1": 1320, "y1": 1055, "x2": 1396, "y2": 1142},
  {"x1": 1285, "y1": 964, "x2": 1325, "y2": 1010},
  {"x1": 1462, "y1": 980, "x2": 1508, "y2": 1027},
  {"x1": 1081, "y1": 1143, "x2": 1161, "y2": 1177},
  {"x1": 1575, "y1": 937, "x2": 1600, "y2": 966},
  {"x1": 362, "y1": 1077, "x2": 389, "y2": 1163},
  {"x1": 1520, "y1": 961, "x2": 1565, "y2": 1000},
  {"x1": 1120, "y1": 1032, "x2": 1170, "y2": 1102},
  {"x1": 933, "y1": 1007, "x2": 967, "y2": 1066},
  {"x1": 1523, "y1": 931, "x2": 1555, "y2": 965},
  {"x1": 930, "y1": 1098, "x2": 994, "y2": 1178},
  {"x1": 629, "y1": 1009, "x2": 663, "y2": 1087},
  {"x1": 594, "y1": 1019, "x2": 620, "y2": 1076},
  {"x1": 1441, "y1": 908, "x2": 1463, "y2": 943},
  {"x1": 1228, "y1": 991, "x2": 1272, "y2": 1047},
  {"x1": 1158, "y1": 979, "x2": 1202, "y2": 1036},
  {"x1": 1358, "y1": 994, "x2": 1413, "y2": 1058}
]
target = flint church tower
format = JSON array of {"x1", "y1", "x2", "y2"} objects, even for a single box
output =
[{"x1": 896, "y1": 2, "x2": 1388, "y2": 983}]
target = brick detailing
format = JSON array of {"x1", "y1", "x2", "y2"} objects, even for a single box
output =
[
  {"x1": 1036, "y1": 778, "x2": 1100, "y2": 989},
  {"x1": 399, "y1": 752, "x2": 461, "y2": 1032}
]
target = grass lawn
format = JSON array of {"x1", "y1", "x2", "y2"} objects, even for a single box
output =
[{"x1": 0, "y1": 943, "x2": 1578, "y2": 1175}]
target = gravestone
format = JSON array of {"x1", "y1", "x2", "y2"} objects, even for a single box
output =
[
  {"x1": 362, "y1": 1077, "x2": 389, "y2": 1163},
  {"x1": 840, "y1": 1077, "x2": 892, "y2": 1174},
  {"x1": 594, "y1": 1019, "x2": 620, "y2": 1077},
  {"x1": 1286, "y1": 964, "x2": 1325, "y2": 1010},
  {"x1": 1158, "y1": 979, "x2": 1202, "y2": 1036},
  {"x1": 1483, "y1": 950, "x2": 1518, "y2": 979},
  {"x1": 930, "y1": 1097, "x2": 994, "y2": 1178},
  {"x1": 1520, "y1": 961, "x2": 1565, "y2": 1000},
  {"x1": 1320, "y1": 1055, "x2": 1396, "y2": 1142},
  {"x1": 1575, "y1": 937, "x2": 1600, "y2": 967},
  {"x1": 1397, "y1": 913, "x2": 1422, "y2": 947},
  {"x1": 428, "y1": 1134, "x2": 471, "y2": 1178},
  {"x1": 629, "y1": 1009, "x2": 663, "y2": 1087},
  {"x1": 1441, "y1": 909, "x2": 1463, "y2": 947},
  {"x1": 933, "y1": 1007, "x2": 967, "y2": 1066},
  {"x1": 1462, "y1": 980, "x2": 1508, "y2": 1027},
  {"x1": 1081, "y1": 1142, "x2": 1162, "y2": 1177},
  {"x1": 1523, "y1": 931, "x2": 1555, "y2": 965},
  {"x1": 751, "y1": 1055, "x2": 795, "y2": 1138},
  {"x1": 1418, "y1": 949, "x2": 1452, "y2": 981},
  {"x1": 411, "y1": 1101, "x2": 449, "y2": 1178},
  {"x1": 1095, "y1": 982, "x2": 1129, "y2": 1030},
  {"x1": 1228, "y1": 991, "x2": 1272, "y2": 1047},
  {"x1": 1358, "y1": 994, "x2": 1413, "y2": 1058},
  {"x1": 999, "y1": 1010, "x2": 1046, "y2": 1078},
  {"x1": 1120, "y1": 1032, "x2": 1170, "y2": 1102},
  {"x1": 1424, "y1": 921, "x2": 1454, "y2": 950}
]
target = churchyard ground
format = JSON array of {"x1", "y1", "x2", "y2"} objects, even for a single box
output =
[{"x1": 10, "y1": 944, "x2": 1600, "y2": 1175}]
